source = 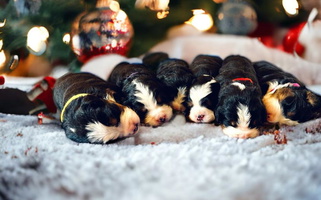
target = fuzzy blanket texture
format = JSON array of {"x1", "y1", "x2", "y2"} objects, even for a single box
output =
[
  {"x1": 1, "y1": 112, "x2": 321, "y2": 200},
  {"x1": 2, "y1": 33, "x2": 321, "y2": 200}
]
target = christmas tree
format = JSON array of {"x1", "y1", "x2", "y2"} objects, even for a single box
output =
[{"x1": 0, "y1": 0, "x2": 311, "y2": 76}]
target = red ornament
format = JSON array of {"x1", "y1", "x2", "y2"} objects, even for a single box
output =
[
  {"x1": 0, "y1": 76, "x2": 5, "y2": 85},
  {"x1": 253, "y1": 21, "x2": 306, "y2": 56},
  {"x1": 71, "y1": 3, "x2": 134, "y2": 63},
  {"x1": 27, "y1": 76, "x2": 57, "y2": 113},
  {"x1": 283, "y1": 22, "x2": 306, "y2": 56}
]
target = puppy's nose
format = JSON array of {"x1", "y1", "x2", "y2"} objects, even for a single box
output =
[
  {"x1": 133, "y1": 123, "x2": 139, "y2": 133},
  {"x1": 159, "y1": 117, "x2": 166, "y2": 123},
  {"x1": 267, "y1": 113, "x2": 273, "y2": 121},
  {"x1": 197, "y1": 114, "x2": 205, "y2": 122}
]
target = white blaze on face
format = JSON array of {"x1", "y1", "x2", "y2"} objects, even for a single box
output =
[
  {"x1": 189, "y1": 79, "x2": 216, "y2": 123},
  {"x1": 86, "y1": 107, "x2": 140, "y2": 144},
  {"x1": 222, "y1": 103, "x2": 259, "y2": 138},
  {"x1": 231, "y1": 82, "x2": 246, "y2": 90},
  {"x1": 133, "y1": 80, "x2": 173, "y2": 126}
]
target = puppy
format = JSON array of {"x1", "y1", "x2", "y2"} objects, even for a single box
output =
[
  {"x1": 53, "y1": 72, "x2": 140, "y2": 144},
  {"x1": 215, "y1": 55, "x2": 266, "y2": 138},
  {"x1": 187, "y1": 54, "x2": 222, "y2": 123},
  {"x1": 156, "y1": 58, "x2": 195, "y2": 113},
  {"x1": 108, "y1": 62, "x2": 173, "y2": 127},
  {"x1": 253, "y1": 60, "x2": 321, "y2": 125}
]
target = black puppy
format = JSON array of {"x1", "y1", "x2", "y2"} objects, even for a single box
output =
[
  {"x1": 187, "y1": 54, "x2": 222, "y2": 123},
  {"x1": 108, "y1": 62, "x2": 173, "y2": 127},
  {"x1": 215, "y1": 55, "x2": 266, "y2": 138},
  {"x1": 253, "y1": 60, "x2": 321, "y2": 125},
  {"x1": 156, "y1": 58, "x2": 195, "y2": 113},
  {"x1": 53, "y1": 72, "x2": 140, "y2": 144}
]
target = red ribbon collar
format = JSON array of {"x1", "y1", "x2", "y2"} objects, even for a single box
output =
[{"x1": 232, "y1": 78, "x2": 253, "y2": 84}]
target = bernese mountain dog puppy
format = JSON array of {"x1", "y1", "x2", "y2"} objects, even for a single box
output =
[
  {"x1": 53, "y1": 72, "x2": 140, "y2": 144},
  {"x1": 187, "y1": 54, "x2": 222, "y2": 123},
  {"x1": 253, "y1": 60, "x2": 321, "y2": 125},
  {"x1": 156, "y1": 58, "x2": 195, "y2": 113},
  {"x1": 108, "y1": 62, "x2": 173, "y2": 127},
  {"x1": 215, "y1": 55, "x2": 266, "y2": 138}
]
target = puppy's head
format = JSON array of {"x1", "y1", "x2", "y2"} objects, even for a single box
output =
[
  {"x1": 187, "y1": 75, "x2": 220, "y2": 123},
  {"x1": 263, "y1": 81, "x2": 321, "y2": 125},
  {"x1": 124, "y1": 79, "x2": 173, "y2": 127},
  {"x1": 215, "y1": 86, "x2": 266, "y2": 138},
  {"x1": 63, "y1": 95, "x2": 140, "y2": 143},
  {"x1": 190, "y1": 54, "x2": 223, "y2": 77},
  {"x1": 156, "y1": 58, "x2": 195, "y2": 113}
]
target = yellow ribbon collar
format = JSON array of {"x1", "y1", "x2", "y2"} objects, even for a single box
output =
[{"x1": 60, "y1": 93, "x2": 89, "y2": 122}]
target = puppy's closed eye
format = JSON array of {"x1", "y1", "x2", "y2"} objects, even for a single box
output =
[
  {"x1": 283, "y1": 96, "x2": 295, "y2": 105},
  {"x1": 81, "y1": 97, "x2": 105, "y2": 110}
]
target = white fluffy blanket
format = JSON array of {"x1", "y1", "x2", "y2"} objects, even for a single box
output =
[{"x1": 1, "y1": 112, "x2": 321, "y2": 200}]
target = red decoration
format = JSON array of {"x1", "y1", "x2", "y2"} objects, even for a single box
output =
[
  {"x1": 71, "y1": 5, "x2": 134, "y2": 63},
  {"x1": 38, "y1": 112, "x2": 44, "y2": 124},
  {"x1": 28, "y1": 76, "x2": 57, "y2": 113},
  {"x1": 252, "y1": 22, "x2": 306, "y2": 56},
  {"x1": 37, "y1": 112, "x2": 56, "y2": 124},
  {"x1": 77, "y1": 41, "x2": 131, "y2": 63},
  {"x1": 283, "y1": 22, "x2": 306, "y2": 56},
  {"x1": 0, "y1": 76, "x2": 5, "y2": 85}
]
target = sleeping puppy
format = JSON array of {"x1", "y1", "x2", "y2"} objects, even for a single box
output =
[
  {"x1": 187, "y1": 54, "x2": 222, "y2": 123},
  {"x1": 53, "y1": 72, "x2": 140, "y2": 144},
  {"x1": 156, "y1": 58, "x2": 195, "y2": 113},
  {"x1": 108, "y1": 62, "x2": 173, "y2": 127},
  {"x1": 253, "y1": 60, "x2": 321, "y2": 125},
  {"x1": 215, "y1": 55, "x2": 266, "y2": 138}
]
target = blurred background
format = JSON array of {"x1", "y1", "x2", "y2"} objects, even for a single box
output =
[{"x1": 0, "y1": 0, "x2": 320, "y2": 77}]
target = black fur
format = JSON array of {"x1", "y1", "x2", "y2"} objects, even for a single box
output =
[
  {"x1": 253, "y1": 60, "x2": 321, "y2": 124},
  {"x1": 108, "y1": 62, "x2": 173, "y2": 126},
  {"x1": 53, "y1": 72, "x2": 138, "y2": 143},
  {"x1": 215, "y1": 55, "x2": 266, "y2": 136},
  {"x1": 190, "y1": 54, "x2": 223, "y2": 77},
  {"x1": 186, "y1": 54, "x2": 222, "y2": 123},
  {"x1": 156, "y1": 58, "x2": 195, "y2": 113}
]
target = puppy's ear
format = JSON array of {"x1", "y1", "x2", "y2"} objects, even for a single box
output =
[
  {"x1": 105, "y1": 88, "x2": 117, "y2": 101},
  {"x1": 80, "y1": 96, "x2": 106, "y2": 111},
  {"x1": 307, "y1": 91, "x2": 321, "y2": 119},
  {"x1": 80, "y1": 96, "x2": 122, "y2": 125},
  {"x1": 307, "y1": 91, "x2": 320, "y2": 106},
  {"x1": 210, "y1": 82, "x2": 221, "y2": 95}
]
